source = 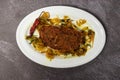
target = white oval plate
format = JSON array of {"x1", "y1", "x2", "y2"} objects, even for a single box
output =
[{"x1": 16, "y1": 6, "x2": 106, "y2": 68}]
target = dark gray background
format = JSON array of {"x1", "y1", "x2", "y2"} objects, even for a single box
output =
[{"x1": 0, "y1": 0, "x2": 120, "y2": 80}]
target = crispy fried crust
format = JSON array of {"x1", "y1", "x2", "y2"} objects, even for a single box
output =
[{"x1": 39, "y1": 26, "x2": 81, "y2": 52}]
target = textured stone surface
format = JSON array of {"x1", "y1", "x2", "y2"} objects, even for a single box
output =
[{"x1": 0, "y1": 0, "x2": 120, "y2": 80}]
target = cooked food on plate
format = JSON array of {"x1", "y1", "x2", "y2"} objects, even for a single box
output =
[{"x1": 25, "y1": 11, "x2": 95, "y2": 60}]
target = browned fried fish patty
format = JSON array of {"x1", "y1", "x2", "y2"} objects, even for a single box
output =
[{"x1": 39, "y1": 26, "x2": 81, "y2": 52}]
